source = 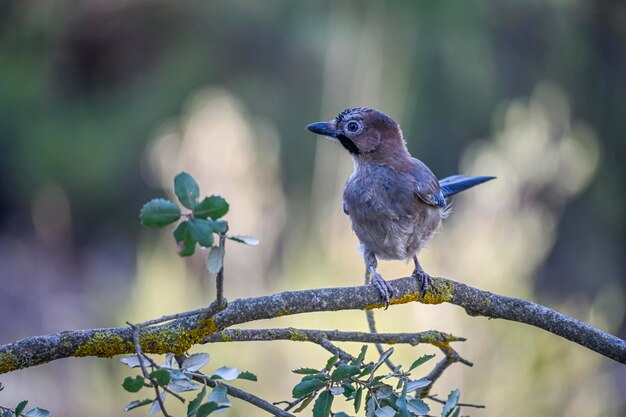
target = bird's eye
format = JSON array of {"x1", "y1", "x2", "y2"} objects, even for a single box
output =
[{"x1": 346, "y1": 121, "x2": 359, "y2": 133}]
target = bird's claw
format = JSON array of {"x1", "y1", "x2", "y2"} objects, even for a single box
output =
[
  {"x1": 371, "y1": 272, "x2": 393, "y2": 309},
  {"x1": 412, "y1": 268, "x2": 434, "y2": 295}
]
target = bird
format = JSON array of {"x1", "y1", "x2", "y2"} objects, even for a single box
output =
[{"x1": 306, "y1": 107, "x2": 494, "y2": 307}]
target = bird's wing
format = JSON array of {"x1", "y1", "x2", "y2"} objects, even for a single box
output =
[{"x1": 410, "y1": 158, "x2": 446, "y2": 208}]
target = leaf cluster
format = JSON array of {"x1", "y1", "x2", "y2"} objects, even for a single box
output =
[
  {"x1": 289, "y1": 347, "x2": 463, "y2": 417},
  {"x1": 121, "y1": 353, "x2": 257, "y2": 416},
  {"x1": 139, "y1": 172, "x2": 257, "y2": 261}
]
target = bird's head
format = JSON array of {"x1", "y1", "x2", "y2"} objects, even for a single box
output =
[{"x1": 306, "y1": 107, "x2": 409, "y2": 163}]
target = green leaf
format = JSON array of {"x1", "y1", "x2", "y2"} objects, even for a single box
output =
[
  {"x1": 312, "y1": 390, "x2": 333, "y2": 417},
  {"x1": 331, "y1": 364, "x2": 360, "y2": 381},
  {"x1": 372, "y1": 348, "x2": 394, "y2": 374},
  {"x1": 449, "y1": 408, "x2": 460, "y2": 417},
  {"x1": 396, "y1": 382, "x2": 409, "y2": 417},
  {"x1": 354, "y1": 387, "x2": 363, "y2": 413},
  {"x1": 358, "y1": 364, "x2": 374, "y2": 378},
  {"x1": 175, "y1": 172, "x2": 200, "y2": 209},
  {"x1": 15, "y1": 401, "x2": 28, "y2": 416},
  {"x1": 150, "y1": 369, "x2": 171, "y2": 386},
  {"x1": 207, "y1": 385, "x2": 231, "y2": 408},
  {"x1": 325, "y1": 355, "x2": 338, "y2": 371},
  {"x1": 293, "y1": 395, "x2": 315, "y2": 413},
  {"x1": 406, "y1": 399, "x2": 430, "y2": 416},
  {"x1": 124, "y1": 399, "x2": 153, "y2": 412},
  {"x1": 374, "y1": 405, "x2": 396, "y2": 417},
  {"x1": 182, "y1": 353, "x2": 210, "y2": 372},
  {"x1": 140, "y1": 199, "x2": 181, "y2": 227},
  {"x1": 122, "y1": 375, "x2": 145, "y2": 393},
  {"x1": 228, "y1": 235, "x2": 259, "y2": 245},
  {"x1": 342, "y1": 382, "x2": 355, "y2": 398},
  {"x1": 405, "y1": 378, "x2": 430, "y2": 393},
  {"x1": 408, "y1": 354, "x2": 435, "y2": 372},
  {"x1": 292, "y1": 368, "x2": 320, "y2": 375},
  {"x1": 173, "y1": 221, "x2": 196, "y2": 257},
  {"x1": 237, "y1": 371, "x2": 257, "y2": 381},
  {"x1": 207, "y1": 219, "x2": 228, "y2": 234},
  {"x1": 211, "y1": 366, "x2": 239, "y2": 381},
  {"x1": 195, "y1": 402, "x2": 219, "y2": 417},
  {"x1": 206, "y1": 245, "x2": 224, "y2": 274},
  {"x1": 442, "y1": 389, "x2": 460, "y2": 417},
  {"x1": 292, "y1": 379, "x2": 325, "y2": 398},
  {"x1": 187, "y1": 386, "x2": 206, "y2": 417},
  {"x1": 188, "y1": 219, "x2": 215, "y2": 248},
  {"x1": 335, "y1": 413, "x2": 351, "y2": 417},
  {"x1": 2, "y1": 411, "x2": 12, "y2": 417},
  {"x1": 23, "y1": 409, "x2": 51, "y2": 417},
  {"x1": 352, "y1": 345, "x2": 368, "y2": 366},
  {"x1": 193, "y1": 196, "x2": 229, "y2": 220}
]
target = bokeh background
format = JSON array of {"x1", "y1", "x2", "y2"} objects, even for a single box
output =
[{"x1": 1, "y1": 1, "x2": 625, "y2": 416}]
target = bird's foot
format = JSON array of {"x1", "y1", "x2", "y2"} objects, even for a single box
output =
[
  {"x1": 370, "y1": 272, "x2": 393, "y2": 309},
  {"x1": 411, "y1": 267, "x2": 434, "y2": 295}
]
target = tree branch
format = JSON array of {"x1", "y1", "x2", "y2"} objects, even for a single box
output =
[{"x1": 1, "y1": 276, "x2": 624, "y2": 374}]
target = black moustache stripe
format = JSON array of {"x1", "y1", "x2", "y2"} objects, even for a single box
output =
[{"x1": 336, "y1": 134, "x2": 360, "y2": 155}]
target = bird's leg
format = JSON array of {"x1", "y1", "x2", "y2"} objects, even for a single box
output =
[
  {"x1": 365, "y1": 251, "x2": 393, "y2": 309},
  {"x1": 412, "y1": 255, "x2": 434, "y2": 294}
]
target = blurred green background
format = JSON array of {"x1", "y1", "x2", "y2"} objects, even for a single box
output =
[{"x1": 0, "y1": 1, "x2": 624, "y2": 416}]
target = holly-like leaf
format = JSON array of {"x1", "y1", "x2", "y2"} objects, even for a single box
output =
[
  {"x1": 312, "y1": 390, "x2": 333, "y2": 417},
  {"x1": 150, "y1": 369, "x2": 171, "y2": 386},
  {"x1": 15, "y1": 401, "x2": 28, "y2": 416},
  {"x1": 237, "y1": 371, "x2": 257, "y2": 381},
  {"x1": 120, "y1": 355, "x2": 148, "y2": 369},
  {"x1": 140, "y1": 199, "x2": 181, "y2": 227},
  {"x1": 227, "y1": 235, "x2": 259, "y2": 245},
  {"x1": 188, "y1": 218, "x2": 215, "y2": 248},
  {"x1": 2, "y1": 411, "x2": 11, "y2": 417},
  {"x1": 182, "y1": 353, "x2": 210, "y2": 372},
  {"x1": 442, "y1": 389, "x2": 460, "y2": 417},
  {"x1": 371, "y1": 348, "x2": 394, "y2": 374},
  {"x1": 449, "y1": 408, "x2": 460, "y2": 417},
  {"x1": 374, "y1": 405, "x2": 396, "y2": 417},
  {"x1": 124, "y1": 399, "x2": 153, "y2": 412},
  {"x1": 193, "y1": 196, "x2": 229, "y2": 220},
  {"x1": 211, "y1": 366, "x2": 239, "y2": 381},
  {"x1": 187, "y1": 386, "x2": 206, "y2": 417},
  {"x1": 408, "y1": 354, "x2": 435, "y2": 372},
  {"x1": 195, "y1": 403, "x2": 219, "y2": 417},
  {"x1": 406, "y1": 399, "x2": 430, "y2": 416},
  {"x1": 335, "y1": 413, "x2": 351, "y2": 417},
  {"x1": 168, "y1": 378, "x2": 199, "y2": 393},
  {"x1": 331, "y1": 364, "x2": 360, "y2": 381},
  {"x1": 207, "y1": 385, "x2": 231, "y2": 408},
  {"x1": 149, "y1": 392, "x2": 167, "y2": 416},
  {"x1": 206, "y1": 245, "x2": 224, "y2": 274},
  {"x1": 292, "y1": 368, "x2": 320, "y2": 375},
  {"x1": 352, "y1": 345, "x2": 368, "y2": 366},
  {"x1": 354, "y1": 387, "x2": 363, "y2": 413},
  {"x1": 23, "y1": 409, "x2": 51, "y2": 417},
  {"x1": 292, "y1": 379, "x2": 325, "y2": 398},
  {"x1": 173, "y1": 221, "x2": 196, "y2": 257},
  {"x1": 293, "y1": 395, "x2": 315, "y2": 413},
  {"x1": 122, "y1": 375, "x2": 145, "y2": 393},
  {"x1": 405, "y1": 378, "x2": 430, "y2": 393},
  {"x1": 325, "y1": 355, "x2": 338, "y2": 371},
  {"x1": 174, "y1": 172, "x2": 200, "y2": 209},
  {"x1": 207, "y1": 219, "x2": 228, "y2": 234}
]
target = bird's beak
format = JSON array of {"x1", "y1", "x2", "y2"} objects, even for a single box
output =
[{"x1": 305, "y1": 121, "x2": 339, "y2": 138}]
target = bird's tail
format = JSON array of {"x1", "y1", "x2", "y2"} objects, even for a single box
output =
[{"x1": 439, "y1": 175, "x2": 495, "y2": 198}]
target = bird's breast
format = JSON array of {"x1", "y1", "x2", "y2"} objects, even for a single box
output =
[{"x1": 343, "y1": 164, "x2": 441, "y2": 260}]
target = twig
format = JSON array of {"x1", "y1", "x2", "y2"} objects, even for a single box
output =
[
  {"x1": 203, "y1": 328, "x2": 464, "y2": 346},
  {"x1": 317, "y1": 338, "x2": 354, "y2": 361},
  {"x1": 427, "y1": 395, "x2": 485, "y2": 409},
  {"x1": 174, "y1": 355, "x2": 294, "y2": 417},
  {"x1": 365, "y1": 267, "x2": 398, "y2": 372},
  {"x1": 215, "y1": 234, "x2": 226, "y2": 308}
]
